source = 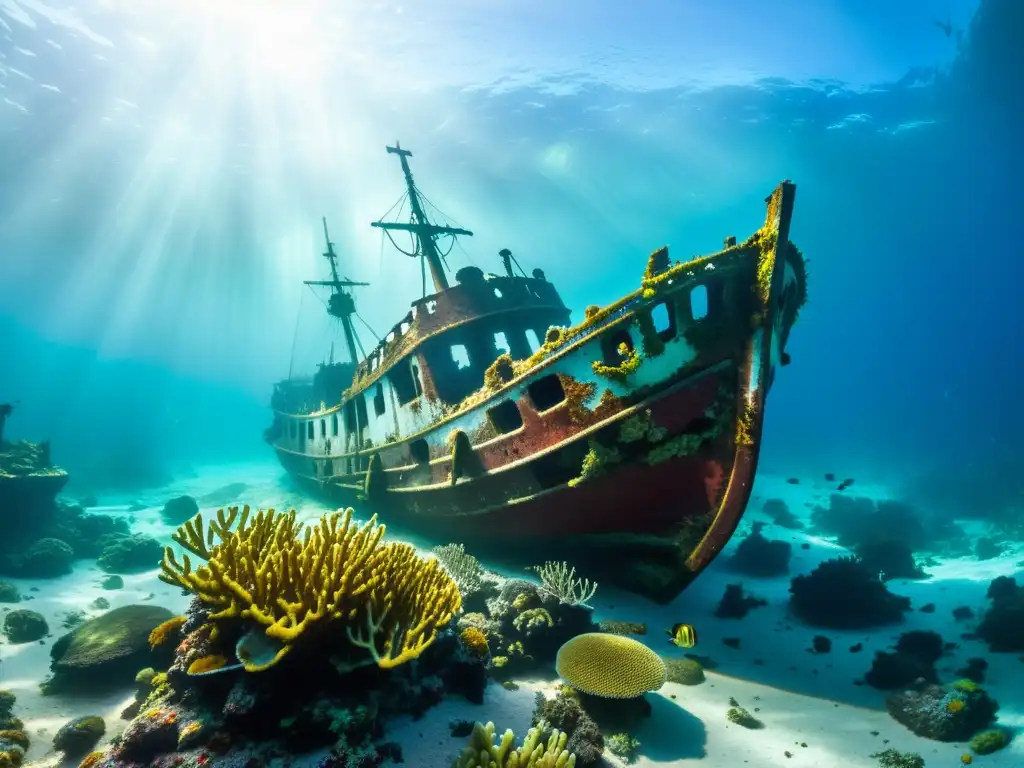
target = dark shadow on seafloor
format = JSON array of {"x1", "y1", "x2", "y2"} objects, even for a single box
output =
[{"x1": 632, "y1": 692, "x2": 708, "y2": 761}]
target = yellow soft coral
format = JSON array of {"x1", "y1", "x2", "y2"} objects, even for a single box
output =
[
  {"x1": 555, "y1": 633, "x2": 666, "y2": 698},
  {"x1": 947, "y1": 698, "x2": 966, "y2": 714},
  {"x1": 148, "y1": 616, "x2": 186, "y2": 649},
  {"x1": 460, "y1": 627, "x2": 489, "y2": 661},
  {"x1": 160, "y1": 505, "x2": 461, "y2": 671},
  {"x1": 187, "y1": 655, "x2": 229, "y2": 675},
  {"x1": 454, "y1": 721, "x2": 576, "y2": 768}
]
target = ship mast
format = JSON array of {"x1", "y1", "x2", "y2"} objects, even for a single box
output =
[
  {"x1": 370, "y1": 142, "x2": 473, "y2": 293},
  {"x1": 303, "y1": 217, "x2": 369, "y2": 364}
]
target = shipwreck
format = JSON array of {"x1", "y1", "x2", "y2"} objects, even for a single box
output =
[{"x1": 265, "y1": 143, "x2": 808, "y2": 603}]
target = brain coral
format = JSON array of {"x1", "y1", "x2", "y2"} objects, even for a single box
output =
[{"x1": 555, "y1": 632, "x2": 666, "y2": 698}]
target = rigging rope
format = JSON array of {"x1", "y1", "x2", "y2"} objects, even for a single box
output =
[
  {"x1": 384, "y1": 228, "x2": 419, "y2": 257},
  {"x1": 354, "y1": 311, "x2": 381, "y2": 344},
  {"x1": 420, "y1": 247, "x2": 427, "y2": 296},
  {"x1": 287, "y1": 289, "x2": 308, "y2": 380},
  {"x1": 416, "y1": 185, "x2": 465, "y2": 229}
]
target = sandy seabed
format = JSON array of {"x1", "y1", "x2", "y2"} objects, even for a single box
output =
[{"x1": 3, "y1": 461, "x2": 1021, "y2": 767}]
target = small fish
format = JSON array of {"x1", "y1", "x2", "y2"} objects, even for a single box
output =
[
  {"x1": 780, "y1": 351, "x2": 792, "y2": 366},
  {"x1": 837, "y1": 477, "x2": 855, "y2": 491},
  {"x1": 786, "y1": 477, "x2": 800, "y2": 485},
  {"x1": 665, "y1": 623, "x2": 698, "y2": 648},
  {"x1": 824, "y1": 473, "x2": 835, "y2": 482}
]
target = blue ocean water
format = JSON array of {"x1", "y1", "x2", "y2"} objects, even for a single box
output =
[{"x1": 1, "y1": 1, "x2": 1022, "y2": 766}]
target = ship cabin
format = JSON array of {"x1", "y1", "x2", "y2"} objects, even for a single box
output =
[{"x1": 271, "y1": 260, "x2": 571, "y2": 480}]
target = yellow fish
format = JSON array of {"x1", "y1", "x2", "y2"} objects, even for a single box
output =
[{"x1": 665, "y1": 623, "x2": 698, "y2": 648}]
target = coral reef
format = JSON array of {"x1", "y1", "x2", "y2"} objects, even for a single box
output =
[
  {"x1": 432, "y1": 542, "x2": 500, "y2": 613},
  {"x1": 453, "y1": 721, "x2": 577, "y2": 767},
  {"x1": 976, "y1": 575, "x2": 1024, "y2": 652},
  {"x1": 82, "y1": 590, "x2": 488, "y2": 768},
  {"x1": 728, "y1": 522, "x2": 791, "y2": 577},
  {"x1": 789, "y1": 557, "x2": 911, "y2": 629},
  {"x1": 886, "y1": 680, "x2": 998, "y2": 741},
  {"x1": 0, "y1": 690, "x2": 28, "y2": 768},
  {"x1": 532, "y1": 688, "x2": 604, "y2": 767},
  {"x1": 159, "y1": 506, "x2": 461, "y2": 670},
  {"x1": 484, "y1": 578, "x2": 598, "y2": 682}
]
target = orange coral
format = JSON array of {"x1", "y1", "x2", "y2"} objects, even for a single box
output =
[
  {"x1": 148, "y1": 616, "x2": 186, "y2": 649},
  {"x1": 78, "y1": 752, "x2": 105, "y2": 768},
  {"x1": 459, "y1": 627, "x2": 489, "y2": 661},
  {"x1": 946, "y1": 698, "x2": 966, "y2": 714}
]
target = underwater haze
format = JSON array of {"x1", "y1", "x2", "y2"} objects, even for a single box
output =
[
  {"x1": 1, "y1": 0, "x2": 1020, "y2": 482},
  {"x1": 2, "y1": 1, "x2": 1024, "y2": 767}
]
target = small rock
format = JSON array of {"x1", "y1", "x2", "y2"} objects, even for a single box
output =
[
  {"x1": 97, "y1": 534, "x2": 163, "y2": 574},
  {"x1": 811, "y1": 636, "x2": 832, "y2": 654},
  {"x1": 17, "y1": 538, "x2": 75, "y2": 578},
  {"x1": 53, "y1": 715, "x2": 106, "y2": 756},
  {"x1": 0, "y1": 580, "x2": 21, "y2": 603},
  {"x1": 100, "y1": 575, "x2": 124, "y2": 590},
  {"x1": 3, "y1": 608, "x2": 49, "y2": 643},
  {"x1": 160, "y1": 495, "x2": 199, "y2": 525}
]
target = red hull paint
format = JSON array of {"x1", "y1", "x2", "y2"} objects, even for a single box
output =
[{"x1": 270, "y1": 181, "x2": 803, "y2": 603}]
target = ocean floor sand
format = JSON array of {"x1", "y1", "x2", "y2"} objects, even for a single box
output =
[{"x1": 4, "y1": 460, "x2": 1021, "y2": 766}]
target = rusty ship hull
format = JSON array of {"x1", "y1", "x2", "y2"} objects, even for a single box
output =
[{"x1": 267, "y1": 147, "x2": 805, "y2": 603}]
